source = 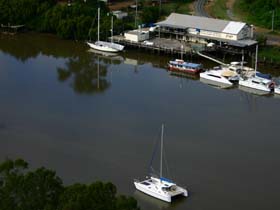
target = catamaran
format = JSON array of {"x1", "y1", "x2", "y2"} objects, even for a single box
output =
[
  {"x1": 239, "y1": 45, "x2": 274, "y2": 93},
  {"x1": 134, "y1": 124, "x2": 188, "y2": 203},
  {"x1": 87, "y1": 8, "x2": 124, "y2": 52}
]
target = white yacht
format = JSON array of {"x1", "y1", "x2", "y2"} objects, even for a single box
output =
[
  {"x1": 239, "y1": 76, "x2": 274, "y2": 93},
  {"x1": 200, "y1": 69, "x2": 239, "y2": 87},
  {"x1": 87, "y1": 8, "x2": 124, "y2": 52},
  {"x1": 134, "y1": 124, "x2": 188, "y2": 203},
  {"x1": 239, "y1": 45, "x2": 274, "y2": 93}
]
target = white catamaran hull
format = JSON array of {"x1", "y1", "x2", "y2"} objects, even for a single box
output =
[
  {"x1": 239, "y1": 79, "x2": 272, "y2": 92},
  {"x1": 134, "y1": 179, "x2": 188, "y2": 203},
  {"x1": 134, "y1": 182, "x2": 172, "y2": 202}
]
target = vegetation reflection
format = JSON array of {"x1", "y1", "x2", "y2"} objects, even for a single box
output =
[{"x1": 57, "y1": 54, "x2": 111, "y2": 94}]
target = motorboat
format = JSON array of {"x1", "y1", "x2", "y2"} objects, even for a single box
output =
[
  {"x1": 200, "y1": 69, "x2": 239, "y2": 87},
  {"x1": 168, "y1": 59, "x2": 203, "y2": 74},
  {"x1": 134, "y1": 124, "x2": 188, "y2": 203}
]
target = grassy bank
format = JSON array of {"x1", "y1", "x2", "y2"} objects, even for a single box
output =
[
  {"x1": 208, "y1": 0, "x2": 228, "y2": 20},
  {"x1": 233, "y1": 0, "x2": 280, "y2": 30},
  {"x1": 161, "y1": 0, "x2": 192, "y2": 15},
  {"x1": 259, "y1": 46, "x2": 280, "y2": 64}
]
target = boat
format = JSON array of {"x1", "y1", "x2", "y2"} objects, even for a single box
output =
[
  {"x1": 168, "y1": 59, "x2": 203, "y2": 74},
  {"x1": 86, "y1": 8, "x2": 124, "y2": 52},
  {"x1": 239, "y1": 45, "x2": 274, "y2": 93},
  {"x1": 134, "y1": 124, "x2": 188, "y2": 203},
  {"x1": 199, "y1": 69, "x2": 239, "y2": 87},
  {"x1": 274, "y1": 85, "x2": 280, "y2": 95},
  {"x1": 239, "y1": 76, "x2": 275, "y2": 93}
]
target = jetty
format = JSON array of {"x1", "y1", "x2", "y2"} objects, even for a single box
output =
[{"x1": 110, "y1": 35, "x2": 206, "y2": 57}]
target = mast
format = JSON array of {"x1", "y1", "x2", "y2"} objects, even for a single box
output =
[
  {"x1": 111, "y1": 15, "x2": 113, "y2": 43},
  {"x1": 97, "y1": 7, "x2": 100, "y2": 41},
  {"x1": 241, "y1": 49, "x2": 244, "y2": 71},
  {"x1": 160, "y1": 124, "x2": 164, "y2": 179},
  {"x1": 254, "y1": 45, "x2": 258, "y2": 76}
]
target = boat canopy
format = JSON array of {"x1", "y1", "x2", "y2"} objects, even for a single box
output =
[
  {"x1": 160, "y1": 177, "x2": 173, "y2": 183},
  {"x1": 221, "y1": 69, "x2": 237, "y2": 77},
  {"x1": 256, "y1": 72, "x2": 272, "y2": 80}
]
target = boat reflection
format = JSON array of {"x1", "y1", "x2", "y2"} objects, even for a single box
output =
[
  {"x1": 238, "y1": 85, "x2": 273, "y2": 96},
  {"x1": 168, "y1": 71, "x2": 199, "y2": 80},
  {"x1": 88, "y1": 48, "x2": 124, "y2": 61},
  {"x1": 199, "y1": 77, "x2": 233, "y2": 89},
  {"x1": 133, "y1": 190, "x2": 187, "y2": 210}
]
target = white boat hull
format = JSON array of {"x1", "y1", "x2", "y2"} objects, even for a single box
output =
[
  {"x1": 134, "y1": 182, "x2": 172, "y2": 202},
  {"x1": 87, "y1": 42, "x2": 118, "y2": 52},
  {"x1": 200, "y1": 71, "x2": 233, "y2": 86},
  {"x1": 134, "y1": 178, "x2": 188, "y2": 203},
  {"x1": 274, "y1": 86, "x2": 280, "y2": 95},
  {"x1": 87, "y1": 41, "x2": 124, "y2": 52},
  {"x1": 239, "y1": 79, "x2": 271, "y2": 92}
]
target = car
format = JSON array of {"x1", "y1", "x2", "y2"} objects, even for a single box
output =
[{"x1": 143, "y1": 40, "x2": 154, "y2": 46}]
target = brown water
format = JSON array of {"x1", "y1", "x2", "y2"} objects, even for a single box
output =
[{"x1": 0, "y1": 33, "x2": 280, "y2": 210}]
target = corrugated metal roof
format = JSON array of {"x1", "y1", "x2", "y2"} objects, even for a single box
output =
[
  {"x1": 222, "y1": 22, "x2": 246, "y2": 34},
  {"x1": 156, "y1": 13, "x2": 246, "y2": 35}
]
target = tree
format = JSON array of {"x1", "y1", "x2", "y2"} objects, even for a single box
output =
[{"x1": 0, "y1": 159, "x2": 140, "y2": 210}]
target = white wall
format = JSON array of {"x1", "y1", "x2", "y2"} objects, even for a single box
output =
[
  {"x1": 188, "y1": 28, "x2": 238, "y2": 40},
  {"x1": 237, "y1": 25, "x2": 251, "y2": 40},
  {"x1": 124, "y1": 31, "x2": 149, "y2": 42}
]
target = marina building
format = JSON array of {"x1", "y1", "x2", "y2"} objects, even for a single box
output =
[{"x1": 156, "y1": 13, "x2": 257, "y2": 48}]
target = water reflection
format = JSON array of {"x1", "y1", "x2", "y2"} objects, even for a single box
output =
[
  {"x1": 133, "y1": 190, "x2": 188, "y2": 210},
  {"x1": 57, "y1": 55, "x2": 110, "y2": 94},
  {"x1": 199, "y1": 77, "x2": 233, "y2": 89},
  {"x1": 0, "y1": 33, "x2": 83, "y2": 61}
]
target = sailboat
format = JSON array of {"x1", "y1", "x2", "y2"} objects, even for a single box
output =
[
  {"x1": 134, "y1": 124, "x2": 188, "y2": 203},
  {"x1": 87, "y1": 8, "x2": 124, "y2": 52},
  {"x1": 239, "y1": 45, "x2": 275, "y2": 93}
]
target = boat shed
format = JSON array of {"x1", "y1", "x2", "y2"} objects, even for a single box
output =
[{"x1": 156, "y1": 13, "x2": 257, "y2": 48}]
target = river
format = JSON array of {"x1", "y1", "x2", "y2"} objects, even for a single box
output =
[{"x1": 0, "y1": 33, "x2": 280, "y2": 210}]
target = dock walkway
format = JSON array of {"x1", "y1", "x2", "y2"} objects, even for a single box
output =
[{"x1": 111, "y1": 36, "x2": 199, "y2": 56}]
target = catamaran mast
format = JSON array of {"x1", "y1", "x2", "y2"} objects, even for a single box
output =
[
  {"x1": 160, "y1": 124, "x2": 164, "y2": 179},
  {"x1": 97, "y1": 7, "x2": 100, "y2": 41}
]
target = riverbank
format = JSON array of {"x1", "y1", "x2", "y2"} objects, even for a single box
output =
[{"x1": 202, "y1": 0, "x2": 280, "y2": 64}]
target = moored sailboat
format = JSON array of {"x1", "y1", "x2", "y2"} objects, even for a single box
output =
[
  {"x1": 239, "y1": 45, "x2": 274, "y2": 93},
  {"x1": 87, "y1": 8, "x2": 124, "y2": 52},
  {"x1": 134, "y1": 124, "x2": 188, "y2": 203}
]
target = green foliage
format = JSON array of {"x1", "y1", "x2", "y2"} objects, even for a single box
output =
[
  {"x1": 0, "y1": 159, "x2": 140, "y2": 210},
  {"x1": 259, "y1": 46, "x2": 280, "y2": 64},
  {"x1": 141, "y1": 6, "x2": 160, "y2": 24},
  {"x1": 238, "y1": 0, "x2": 280, "y2": 29},
  {"x1": 0, "y1": 0, "x2": 116, "y2": 40},
  {"x1": 256, "y1": 34, "x2": 267, "y2": 46}
]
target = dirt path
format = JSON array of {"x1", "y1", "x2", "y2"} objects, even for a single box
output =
[{"x1": 108, "y1": 1, "x2": 135, "y2": 11}]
